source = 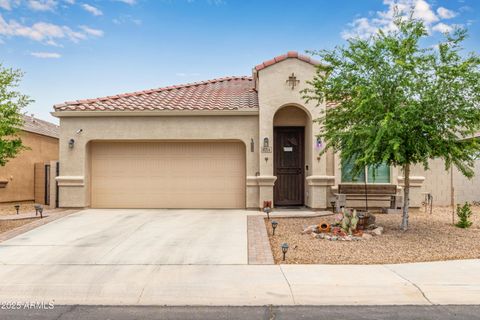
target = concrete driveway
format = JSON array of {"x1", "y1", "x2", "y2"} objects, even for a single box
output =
[{"x1": 0, "y1": 209, "x2": 248, "y2": 265}]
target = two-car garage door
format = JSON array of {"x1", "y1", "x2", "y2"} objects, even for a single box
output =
[{"x1": 91, "y1": 141, "x2": 246, "y2": 208}]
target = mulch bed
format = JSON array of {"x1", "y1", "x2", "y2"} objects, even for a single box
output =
[{"x1": 266, "y1": 206, "x2": 480, "y2": 264}]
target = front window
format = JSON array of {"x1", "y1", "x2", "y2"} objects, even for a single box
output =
[{"x1": 341, "y1": 158, "x2": 390, "y2": 183}]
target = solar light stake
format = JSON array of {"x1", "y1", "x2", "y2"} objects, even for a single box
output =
[
  {"x1": 263, "y1": 206, "x2": 271, "y2": 220},
  {"x1": 281, "y1": 243, "x2": 289, "y2": 261},
  {"x1": 271, "y1": 220, "x2": 278, "y2": 235},
  {"x1": 14, "y1": 204, "x2": 20, "y2": 215},
  {"x1": 34, "y1": 204, "x2": 41, "y2": 216}
]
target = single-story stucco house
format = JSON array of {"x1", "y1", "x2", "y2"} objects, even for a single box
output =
[
  {"x1": 52, "y1": 52, "x2": 480, "y2": 210},
  {"x1": 0, "y1": 115, "x2": 59, "y2": 205}
]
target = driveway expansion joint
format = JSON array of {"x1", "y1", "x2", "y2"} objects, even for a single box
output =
[
  {"x1": 383, "y1": 265, "x2": 434, "y2": 305},
  {"x1": 279, "y1": 265, "x2": 296, "y2": 305}
]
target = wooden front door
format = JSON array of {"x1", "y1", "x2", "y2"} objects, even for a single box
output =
[{"x1": 274, "y1": 127, "x2": 305, "y2": 206}]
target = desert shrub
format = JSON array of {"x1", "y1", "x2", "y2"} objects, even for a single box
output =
[{"x1": 456, "y1": 202, "x2": 473, "y2": 229}]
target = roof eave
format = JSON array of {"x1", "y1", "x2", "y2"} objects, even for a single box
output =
[{"x1": 51, "y1": 109, "x2": 259, "y2": 118}]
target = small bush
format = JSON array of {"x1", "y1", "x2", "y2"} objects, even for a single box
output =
[{"x1": 455, "y1": 202, "x2": 473, "y2": 229}]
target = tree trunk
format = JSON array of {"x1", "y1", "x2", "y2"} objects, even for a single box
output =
[{"x1": 401, "y1": 164, "x2": 410, "y2": 231}]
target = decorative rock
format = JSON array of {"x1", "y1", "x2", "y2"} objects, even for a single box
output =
[
  {"x1": 302, "y1": 225, "x2": 318, "y2": 234},
  {"x1": 316, "y1": 233, "x2": 325, "y2": 239},
  {"x1": 367, "y1": 214, "x2": 376, "y2": 225},
  {"x1": 371, "y1": 227, "x2": 383, "y2": 236},
  {"x1": 362, "y1": 233, "x2": 373, "y2": 240}
]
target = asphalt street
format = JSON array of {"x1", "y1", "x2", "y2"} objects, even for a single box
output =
[{"x1": 1, "y1": 305, "x2": 480, "y2": 320}]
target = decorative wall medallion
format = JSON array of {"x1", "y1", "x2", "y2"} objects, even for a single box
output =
[{"x1": 286, "y1": 73, "x2": 300, "y2": 90}]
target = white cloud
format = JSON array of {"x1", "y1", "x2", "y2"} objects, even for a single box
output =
[
  {"x1": 64, "y1": 0, "x2": 74, "y2": 3},
  {"x1": 0, "y1": 14, "x2": 105, "y2": 44},
  {"x1": 28, "y1": 0, "x2": 57, "y2": 11},
  {"x1": 114, "y1": 0, "x2": 136, "y2": 4},
  {"x1": 79, "y1": 25, "x2": 103, "y2": 37},
  {"x1": 342, "y1": 17, "x2": 379, "y2": 40},
  {"x1": 342, "y1": 0, "x2": 459, "y2": 40},
  {"x1": 437, "y1": 7, "x2": 457, "y2": 19},
  {"x1": 31, "y1": 51, "x2": 61, "y2": 58},
  {"x1": 410, "y1": 0, "x2": 438, "y2": 24},
  {"x1": 81, "y1": 3, "x2": 102, "y2": 16},
  {"x1": 207, "y1": 0, "x2": 225, "y2": 4},
  {"x1": 432, "y1": 22, "x2": 453, "y2": 33},
  {"x1": 0, "y1": 0, "x2": 11, "y2": 10},
  {"x1": 113, "y1": 15, "x2": 142, "y2": 25}
]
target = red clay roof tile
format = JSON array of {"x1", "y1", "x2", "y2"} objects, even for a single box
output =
[
  {"x1": 54, "y1": 76, "x2": 258, "y2": 112},
  {"x1": 255, "y1": 51, "x2": 320, "y2": 71}
]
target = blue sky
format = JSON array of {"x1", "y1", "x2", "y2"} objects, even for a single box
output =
[{"x1": 0, "y1": 0, "x2": 479, "y2": 123}]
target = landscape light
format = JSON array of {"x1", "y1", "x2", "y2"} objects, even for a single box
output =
[
  {"x1": 271, "y1": 220, "x2": 278, "y2": 235},
  {"x1": 281, "y1": 243, "x2": 289, "y2": 261},
  {"x1": 263, "y1": 206, "x2": 271, "y2": 220},
  {"x1": 34, "y1": 204, "x2": 41, "y2": 216}
]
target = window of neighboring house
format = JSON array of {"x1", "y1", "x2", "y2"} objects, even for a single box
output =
[{"x1": 341, "y1": 158, "x2": 390, "y2": 183}]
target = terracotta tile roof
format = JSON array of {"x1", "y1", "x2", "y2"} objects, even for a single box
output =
[
  {"x1": 21, "y1": 114, "x2": 59, "y2": 139},
  {"x1": 254, "y1": 51, "x2": 320, "y2": 71},
  {"x1": 54, "y1": 76, "x2": 258, "y2": 112}
]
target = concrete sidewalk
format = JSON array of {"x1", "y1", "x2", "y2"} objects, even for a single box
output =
[{"x1": 0, "y1": 260, "x2": 478, "y2": 306}]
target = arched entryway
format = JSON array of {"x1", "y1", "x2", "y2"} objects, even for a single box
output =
[{"x1": 273, "y1": 105, "x2": 312, "y2": 206}]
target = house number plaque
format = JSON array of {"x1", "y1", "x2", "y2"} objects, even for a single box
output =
[{"x1": 262, "y1": 147, "x2": 272, "y2": 153}]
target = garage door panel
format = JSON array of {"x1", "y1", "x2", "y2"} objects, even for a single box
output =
[{"x1": 91, "y1": 141, "x2": 245, "y2": 208}]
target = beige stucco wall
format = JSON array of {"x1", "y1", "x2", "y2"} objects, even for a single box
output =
[
  {"x1": 413, "y1": 158, "x2": 480, "y2": 206},
  {"x1": 56, "y1": 115, "x2": 259, "y2": 208},
  {"x1": 0, "y1": 131, "x2": 59, "y2": 203},
  {"x1": 255, "y1": 58, "x2": 331, "y2": 209}
]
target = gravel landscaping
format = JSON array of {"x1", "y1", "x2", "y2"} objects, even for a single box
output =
[
  {"x1": 266, "y1": 206, "x2": 480, "y2": 264},
  {"x1": 0, "y1": 203, "x2": 36, "y2": 216},
  {"x1": 0, "y1": 218, "x2": 39, "y2": 234}
]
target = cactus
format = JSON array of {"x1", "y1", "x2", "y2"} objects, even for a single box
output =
[{"x1": 340, "y1": 209, "x2": 359, "y2": 235}]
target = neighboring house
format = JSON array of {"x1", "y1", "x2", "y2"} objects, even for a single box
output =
[
  {"x1": 52, "y1": 52, "x2": 480, "y2": 209},
  {"x1": 0, "y1": 115, "x2": 59, "y2": 204}
]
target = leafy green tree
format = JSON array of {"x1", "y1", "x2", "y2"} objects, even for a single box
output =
[
  {"x1": 0, "y1": 65, "x2": 31, "y2": 166},
  {"x1": 305, "y1": 15, "x2": 480, "y2": 231}
]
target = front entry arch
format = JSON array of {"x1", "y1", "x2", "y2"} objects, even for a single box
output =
[
  {"x1": 273, "y1": 106, "x2": 310, "y2": 206},
  {"x1": 274, "y1": 126, "x2": 305, "y2": 206}
]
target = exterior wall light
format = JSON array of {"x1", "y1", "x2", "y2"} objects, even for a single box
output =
[
  {"x1": 263, "y1": 137, "x2": 269, "y2": 148},
  {"x1": 271, "y1": 220, "x2": 278, "y2": 235},
  {"x1": 281, "y1": 243, "x2": 289, "y2": 261},
  {"x1": 68, "y1": 138, "x2": 75, "y2": 149}
]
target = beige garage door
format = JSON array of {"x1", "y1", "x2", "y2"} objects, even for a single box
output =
[{"x1": 91, "y1": 141, "x2": 246, "y2": 208}]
